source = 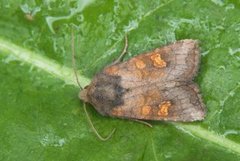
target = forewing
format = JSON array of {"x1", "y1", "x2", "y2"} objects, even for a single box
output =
[
  {"x1": 84, "y1": 39, "x2": 205, "y2": 122},
  {"x1": 103, "y1": 39, "x2": 200, "y2": 88},
  {"x1": 108, "y1": 82, "x2": 205, "y2": 122}
]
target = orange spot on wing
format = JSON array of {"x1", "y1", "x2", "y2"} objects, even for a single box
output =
[
  {"x1": 150, "y1": 53, "x2": 166, "y2": 68},
  {"x1": 135, "y1": 59, "x2": 146, "y2": 69},
  {"x1": 158, "y1": 101, "x2": 171, "y2": 116},
  {"x1": 105, "y1": 66, "x2": 119, "y2": 75},
  {"x1": 141, "y1": 105, "x2": 151, "y2": 115},
  {"x1": 111, "y1": 107, "x2": 123, "y2": 116}
]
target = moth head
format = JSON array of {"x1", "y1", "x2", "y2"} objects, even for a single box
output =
[
  {"x1": 70, "y1": 31, "x2": 115, "y2": 141},
  {"x1": 79, "y1": 86, "x2": 89, "y2": 102}
]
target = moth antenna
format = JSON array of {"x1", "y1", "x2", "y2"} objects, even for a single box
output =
[
  {"x1": 71, "y1": 29, "x2": 116, "y2": 141},
  {"x1": 71, "y1": 29, "x2": 82, "y2": 90},
  {"x1": 112, "y1": 34, "x2": 128, "y2": 65},
  {"x1": 83, "y1": 103, "x2": 116, "y2": 141}
]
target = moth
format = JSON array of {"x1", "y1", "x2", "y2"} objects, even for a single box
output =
[{"x1": 79, "y1": 39, "x2": 206, "y2": 122}]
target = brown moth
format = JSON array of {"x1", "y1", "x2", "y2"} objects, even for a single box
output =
[{"x1": 79, "y1": 39, "x2": 206, "y2": 122}]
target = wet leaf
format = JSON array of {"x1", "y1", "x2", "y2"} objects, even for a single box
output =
[{"x1": 0, "y1": 0, "x2": 240, "y2": 161}]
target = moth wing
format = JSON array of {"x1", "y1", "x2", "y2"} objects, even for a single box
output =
[
  {"x1": 84, "y1": 39, "x2": 205, "y2": 121},
  {"x1": 104, "y1": 39, "x2": 200, "y2": 88},
  {"x1": 108, "y1": 83, "x2": 205, "y2": 122}
]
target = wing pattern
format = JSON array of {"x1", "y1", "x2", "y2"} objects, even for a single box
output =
[{"x1": 84, "y1": 39, "x2": 205, "y2": 121}]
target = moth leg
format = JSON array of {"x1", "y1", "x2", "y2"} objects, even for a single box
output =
[
  {"x1": 83, "y1": 103, "x2": 116, "y2": 141},
  {"x1": 131, "y1": 119, "x2": 152, "y2": 128},
  {"x1": 111, "y1": 35, "x2": 128, "y2": 65}
]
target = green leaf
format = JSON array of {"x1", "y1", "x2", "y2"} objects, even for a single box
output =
[{"x1": 1, "y1": 0, "x2": 240, "y2": 161}]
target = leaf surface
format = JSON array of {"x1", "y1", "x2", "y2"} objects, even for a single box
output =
[{"x1": 0, "y1": 0, "x2": 240, "y2": 161}]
